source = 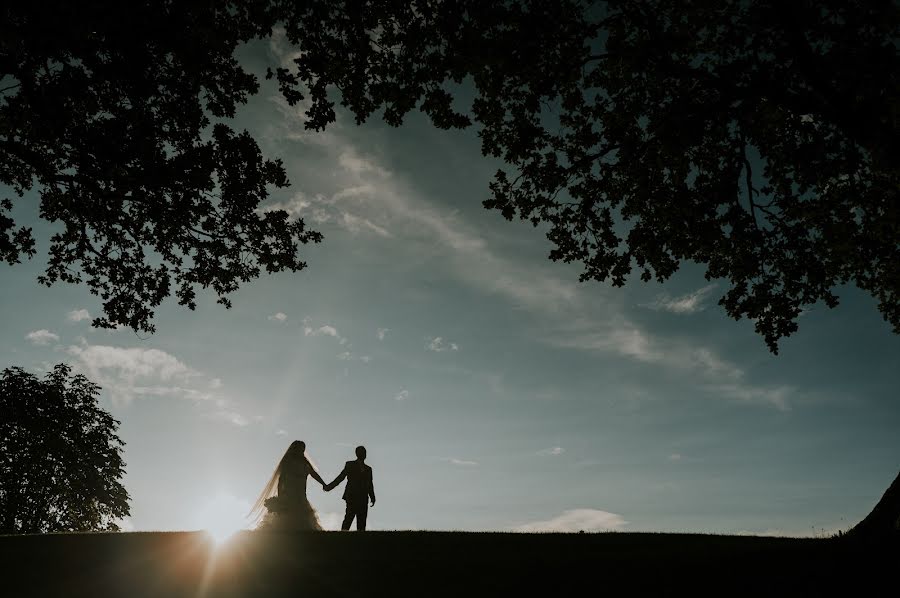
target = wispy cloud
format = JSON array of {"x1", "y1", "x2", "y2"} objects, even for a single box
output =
[
  {"x1": 268, "y1": 312, "x2": 288, "y2": 322},
  {"x1": 426, "y1": 336, "x2": 459, "y2": 352},
  {"x1": 537, "y1": 447, "x2": 565, "y2": 456},
  {"x1": 668, "y1": 453, "x2": 682, "y2": 462},
  {"x1": 446, "y1": 458, "x2": 479, "y2": 467},
  {"x1": 642, "y1": 284, "x2": 718, "y2": 314},
  {"x1": 210, "y1": 410, "x2": 250, "y2": 427},
  {"x1": 338, "y1": 148, "x2": 391, "y2": 178},
  {"x1": 547, "y1": 319, "x2": 741, "y2": 378},
  {"x1": 340, "y1": 212, "x2": 392, "y2": 237},
  {"x1": 25, "y1": 329, "x2": 59, "y2": 345},
  {"x1": 129, "y1": 385, "x2": 215, "y2": 402},
  {"x1": 259, "y1": 186, "x2": 391, "y2": 238},
  {"x1": 514, "y1": 509, "x2": 627, "y2": 533},
  {"x1": 394, "y1": 389, "x2": 409, "y2": 401},
  {"x1": 265, "y1": 40, "x2": 787, "y2": 411},
  {"x1": 709, "y1": 383, "x2": 792, "y2": 411},
  {"x1": 376, "y1": 328, "x2": 389, "y2": 341},
  {"x1": 67, "y1": 309, "x2": 91, "y2": 322}
]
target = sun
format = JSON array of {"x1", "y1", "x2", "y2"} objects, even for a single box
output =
[{"x1": 194, "y1": 492, "x2": 251, "y2": 544}]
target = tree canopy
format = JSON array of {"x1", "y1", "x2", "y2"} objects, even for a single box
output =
[
  {"x1": 0, "y1": 364, "x2": 130, "y2": 534},
  {"x1": 2, "y1": 0, "x2": 319, "y2": 334},
  {"x1": 3, "y1": 0, "x2": 897, "y2": 351}
]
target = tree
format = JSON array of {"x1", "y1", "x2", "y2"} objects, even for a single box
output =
[
  {"x1": 0, "y1": 364, "x2": 130, "y2": 533},
  {"x1": 267, "y1": 0, "x2": 899, "y2": 353},
  {"x1": 4, "y1": 1, "x2": 898, "y2": 351},
  {"x1": 850, "y1": 470, "x2": 900, "y2": 542},
  {"x1": 2, "y1": 1, "x2": 319, "y2": 335}
]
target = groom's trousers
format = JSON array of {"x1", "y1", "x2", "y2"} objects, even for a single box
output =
[{"x1": 341, "y1": 499, "x2": 368, "y2": 531}]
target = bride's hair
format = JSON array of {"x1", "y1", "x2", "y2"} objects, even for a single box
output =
[{"x1": 248, "y1": 440, "x2": 317, "y2": 525}]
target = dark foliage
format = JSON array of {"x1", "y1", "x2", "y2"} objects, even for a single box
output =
[
  {"x1": 0, "y1": 364, "x2": 129, "y2": 533},
  {"x1": 850, "y1": 470, "x2": 900, "y2": 541},
  {"x1": 3, "y1": 1, "x2": 898, "y2": 350},
  {"x1": 1, "y1": 1, "x2": 320, "y2": 334},
  {"x1": 268, "y1": 0, "x2": 899, "y2": 352}
]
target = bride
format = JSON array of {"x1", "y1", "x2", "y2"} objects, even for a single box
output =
[{"x1": 249, "y1": 440, "x2": 327, "y2": 531}]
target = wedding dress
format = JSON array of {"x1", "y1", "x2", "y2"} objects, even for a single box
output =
[{"x1": 250, "y1": 442, "x2": 322, "y2": 531}]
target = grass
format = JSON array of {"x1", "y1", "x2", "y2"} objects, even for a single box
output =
[{"x1": 0, "y1": 530, "x2": 896, "y2": 597}]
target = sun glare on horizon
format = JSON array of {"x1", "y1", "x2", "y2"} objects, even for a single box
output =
[{"x1": 193, "y1": 492, "x2": 252, "y2": 544}]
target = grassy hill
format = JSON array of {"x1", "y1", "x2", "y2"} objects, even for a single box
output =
[{"x1": 0, "y1": 530, "x2": 896, "y2": 597}]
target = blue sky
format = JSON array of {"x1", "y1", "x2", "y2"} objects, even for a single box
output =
[{"x1": 2, "y1": 34, "x2": 898, "y2": 536}]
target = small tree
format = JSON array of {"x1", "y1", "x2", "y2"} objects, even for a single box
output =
[{"x1": 0, "y1": 364, "x2": 130, "y2": 533}]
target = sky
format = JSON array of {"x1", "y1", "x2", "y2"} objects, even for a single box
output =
[{"x1": 2, "y1": 34, "x2": 898, "y2": 537}]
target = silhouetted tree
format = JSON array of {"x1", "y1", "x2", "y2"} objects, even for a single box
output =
[
  {"x1": 850, "y1": 471, "x2": 900, "y2": 542},
  {"x1": 4, "y1": 1, "x2": 898, "y2": 351},
  {"x1": 268, "y1": 0, "x2": 899, "y2": 353},
  {"x1": 2, "y1": 1, "x2": 319, "y2": 335},
  {"x1": 0, "y1": 364, "x2": 130, "y2": 533}
]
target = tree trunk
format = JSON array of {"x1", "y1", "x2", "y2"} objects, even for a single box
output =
[{"x1": 850, "y1": 470, "x2": 900, "y2": 541}]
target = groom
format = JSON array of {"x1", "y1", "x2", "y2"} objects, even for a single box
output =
[{"x1": 325, "y1": 445, "x2": 376, "y2": 531}]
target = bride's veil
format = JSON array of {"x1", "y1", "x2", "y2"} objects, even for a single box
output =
[{"x1": 247, "y1": 440, "x2": 318, "y2": 526}]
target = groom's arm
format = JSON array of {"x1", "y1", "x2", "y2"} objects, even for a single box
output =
[{"x1": 325, "y1": 465, "x2": 348, "y2": 491}]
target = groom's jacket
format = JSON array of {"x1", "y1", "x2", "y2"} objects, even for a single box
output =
[{"x1": 333, "y1": 460, "x2": 375, "y2": 504}]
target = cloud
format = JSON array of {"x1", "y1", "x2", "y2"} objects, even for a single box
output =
[
  {"x1": 264, "y1": 44, "x2": 787, "y2": 411},
  {"x1": 376, "y1": 328, "x2": 389, "y2": 340},
  {"x1": 710, "y1": 383, "x2": 792, "y2": 411},
  {"x1": 67, "y1": 309, "x2": 91, "y2": 322},
  {"x1": 129, "y1": 385, "x2": 215, "y2": 402},
  {"x1": 338, "y1": 148, "x2": 391, "y2": 178},
  {"x1": 394, "y1": 389, "x2": 409, "y2": 401},
  {"x1": 537, "y1": 447, "x2": 565, "y2": 456},
  {"x1": 515, "y1": 509, "x2": 628, "y2": 533},
  {"x1": 262, "y1": 192, "x2": 311, "y2": 218},
  {"x1": 546, "y1": 318, "x2": 790, "y2": 408},
  {"x1": 427, "y1": 336, "x2": 459, "y2": 352},
  {"x1": 276, "y1": 429, "x2": 288, "y2": 436},
  {"x1": 446, "y1": 458, "x2": 479, "y2": 467},
  {"x1": 268, "y1": 312, "x2": 288, "y2": 322},
  {"x1": 260, "y1": 188, "x2": 393, "y2": 238},
  {"x1": 210, "y1": 410, "x2": 250, "y2": 427},
  {"x1": 64, "y1": 342, "x2": 250, "y2": 426},
  {"x1": 337, "y1": 351, "x2": 353, "y2": 360},
  {"x1": 642, "y1": 284, "x2": 718, "y2": 314},
  {"x1": 340, "y1": 212, "x2": 392, "y2": 237},
  {"x1": 67, "y1": 344, "x2": 195, "y2": 383},
  {"x1": 303, "y1": 318, "x2": 348, "y2": 344},
  {"x1": 360, "y1": 356, "x2": 371, "y2": 363},
  {"x1": 25, "y1": 329, "x2": 59, "y2": 345},
  {"x1": 668, "y1": 453, "x2": 682, "y2": 461}
]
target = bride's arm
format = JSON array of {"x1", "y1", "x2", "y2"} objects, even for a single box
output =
[
  {"x1": 323, "y1": 465, "x2": 347, "y2": 491},
  {"x1": 310, "y1": 468, "x2": 326, "y2": 487}
]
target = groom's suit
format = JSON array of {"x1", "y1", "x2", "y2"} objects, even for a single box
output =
[{"x1": 329, "y1": 459, "x2": 375, "y2": 531}]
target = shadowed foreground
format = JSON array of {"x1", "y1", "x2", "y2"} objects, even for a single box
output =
[{"x1": 0, "y1": 531, "x2": 896, "y2": 597}]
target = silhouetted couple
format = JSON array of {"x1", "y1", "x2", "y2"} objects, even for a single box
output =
[{"x1": 249, "y1": 441, "x2": 376, "y2": 531}]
